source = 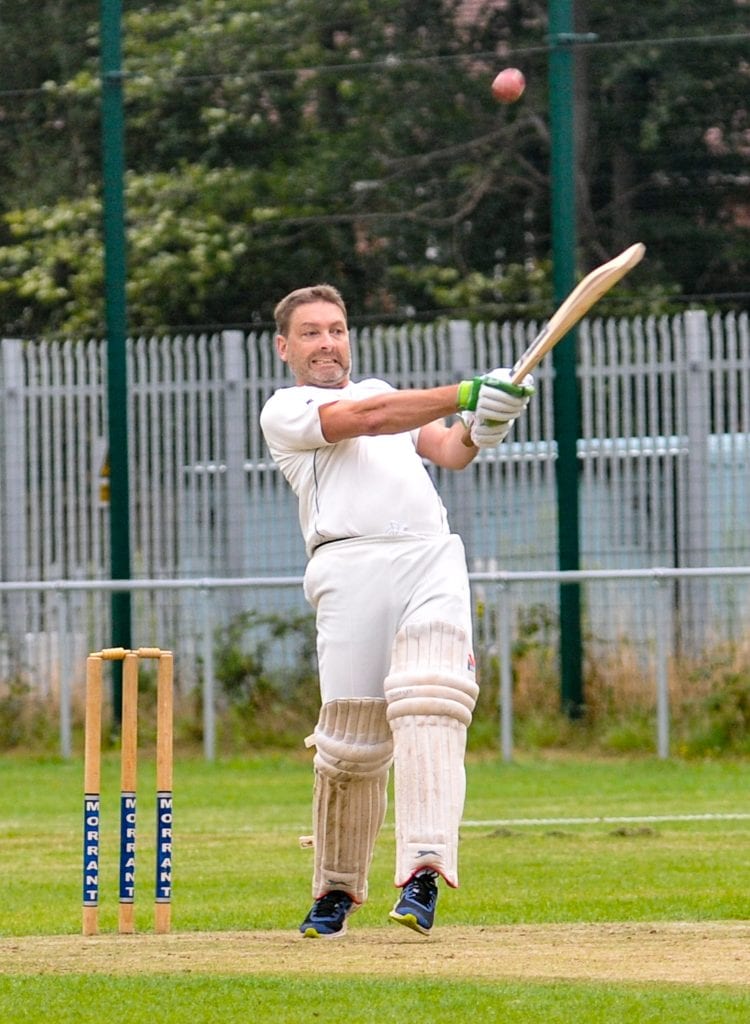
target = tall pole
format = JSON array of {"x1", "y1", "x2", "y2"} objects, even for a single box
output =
[
  {"x1": 101, "y1": 0, "x2": 131, "y2": 721},
  {"x1": 548, "y1": 0, "x2": 584, "y2": 717}
]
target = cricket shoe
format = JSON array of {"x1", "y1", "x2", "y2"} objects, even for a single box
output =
[
  {"x1": 299, "y1": 890, "x2": 355, "y2": 938},
  {"x1": 389, "y1": 870, "x2": 439, "y2": 935}
]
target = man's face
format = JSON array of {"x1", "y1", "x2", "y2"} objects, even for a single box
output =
[{"x1": 276, "y1": 300, "x2": 351, "y2": 387}]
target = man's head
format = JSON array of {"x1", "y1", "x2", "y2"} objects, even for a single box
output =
[
  {"x1": 274, "y1": 284, "x2": 347, "y2": 337},
  {"x1": 274, "y1": 284, "x2": 351, "y2": 388}
]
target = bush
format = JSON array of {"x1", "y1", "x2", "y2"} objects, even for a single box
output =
[
  {"x1": 677, "y1": 658, "x2": 750, "y2": 757},
  {"x1": 471, "y1": 602, "x2": 750, "y2": 758},
  {"x1": 210, "y1": 609, "x2": 320, "y2": 752},
  {"x1": 2, "y1": 604, "x2": 749, "y2": 759},
  {"x1": 0, "y1": 676, "x2": 56, "y2": 750}
]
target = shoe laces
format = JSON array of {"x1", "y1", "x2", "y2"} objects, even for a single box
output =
[
  {"x1": 315, "y1": 890, "x2": 351, "y2": 914},
  {"x1": 404, "y1": 870, "x2": 438, "y2": 902}
]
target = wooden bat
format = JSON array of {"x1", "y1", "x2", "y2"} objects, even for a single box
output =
[{"x1": 511, "y1": 241, "x2": 646, "y2": 384}]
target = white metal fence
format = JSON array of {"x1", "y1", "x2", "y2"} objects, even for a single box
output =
[{"x1": 1, "y1": 308, "x2": 749, "y2": 732}]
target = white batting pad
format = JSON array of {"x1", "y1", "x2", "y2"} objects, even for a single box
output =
[
  {"x1": 305, "y1": 699, "x2": 393, "y2": 903},
  {"x1": 384, "y1": 621, "x2": 479, "y2": 888}
]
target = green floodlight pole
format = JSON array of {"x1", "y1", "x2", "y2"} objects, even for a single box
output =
[
  {"x1": 548, "y1": 0, "x2": 587, "y2": 717},
  {"x1": 101, "y1": 0, "x2": 132, "y2": 723}
]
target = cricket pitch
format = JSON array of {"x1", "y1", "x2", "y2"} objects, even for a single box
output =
[{"x1": 3, "y1": 922, "x2": 750, "y2": 985}]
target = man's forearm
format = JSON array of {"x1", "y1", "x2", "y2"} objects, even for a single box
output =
[
  {"x1": 319, "y1": 385, "x2": 460, "y2": 442},
  {"x1": 418, "y1": 419, "x2": 478, "y2": 469}
]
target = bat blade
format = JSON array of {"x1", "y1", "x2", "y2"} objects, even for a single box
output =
[{"x1": 511, "y1": 242, "x2": 645, "y2": 385}]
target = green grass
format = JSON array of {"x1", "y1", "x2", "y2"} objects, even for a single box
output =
[
  {"x1": 3, "y1": 976, "x2": 750, "y2": 1024},
  {"x1": 2, "y1": 753, "x2": 750, "y2": 1021}
]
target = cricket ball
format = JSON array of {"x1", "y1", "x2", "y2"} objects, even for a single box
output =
[{"x1": 491, "y1": 67, "x2": 526, "y2": 104}]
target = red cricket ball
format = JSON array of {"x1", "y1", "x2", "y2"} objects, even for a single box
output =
[{"x1": 491, "y1": 68, "x2": 526, "y2": 104}]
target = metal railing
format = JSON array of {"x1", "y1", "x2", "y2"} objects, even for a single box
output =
[{"x1": 3, "y1": 564, "x2": 748, "y2": 763}]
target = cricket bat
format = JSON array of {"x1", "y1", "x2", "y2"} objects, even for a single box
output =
[{"x1": 510, "y1": 242, "x2": 646, "y2": 384}]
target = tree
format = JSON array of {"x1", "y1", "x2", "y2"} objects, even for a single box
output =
[
  {"x1": 0, "y1": 0, "x2": 101, "y2": 206},
  {"x1": 1, "y1": 0, "x2": 554, "y2": 332},
  {"x1": 578, "y1": 0, "x2": 750, "y2": 295},
  {"x1": 0, "y1": 0, "x2": 747, "y2": 336}
]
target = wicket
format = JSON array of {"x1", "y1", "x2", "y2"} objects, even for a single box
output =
[{"x1": 82, "y1": 646, "x2": 174, "y2": 936}]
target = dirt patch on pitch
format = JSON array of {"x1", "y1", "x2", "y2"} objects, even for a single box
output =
[{"x1": 3, "y1": 922, "x2": 750, "y2": 985}]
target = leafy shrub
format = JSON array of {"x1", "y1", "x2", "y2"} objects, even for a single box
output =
[
  {"x1": 0, "y1": 676, "x2": 56, "y2": 750},
  {"x1": 210, "y1": 609, "x2": 320, "y2": 751}
]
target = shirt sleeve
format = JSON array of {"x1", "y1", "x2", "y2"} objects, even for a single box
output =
[
  {"x1": 261, "y1": 380, "x2": 398, "y2": 454},
  {"x1": 260, "y1": 387, "x2": 333, "y2": 452}
]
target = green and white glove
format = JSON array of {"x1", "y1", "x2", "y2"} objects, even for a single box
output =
[
  {"x1": 457, "y1": 368, "x2": 534, "y2": 448},
  {"x1": 456, "y1": 369, "x2": 534, "y2": 416}
]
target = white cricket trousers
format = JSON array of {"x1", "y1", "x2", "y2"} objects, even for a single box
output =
[{"x1": 303, "y1": 534, "x2": 473, "y2": 703}]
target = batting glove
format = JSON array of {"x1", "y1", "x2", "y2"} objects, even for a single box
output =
[
  {"x1": 469, "y1": 416, "x2": 514, "y2": 448},
  {"x1": 456, "y1": 369, "x2": 534, "y2": 415},
  {"x1": 474, "y1": 367, "x2": 534, "y2": 423}
]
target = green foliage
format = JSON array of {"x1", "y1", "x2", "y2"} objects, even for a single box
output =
[
  {"x1": 387, "y1": 257, "x2": 555, "y2": 319},
  {"x1": 0, "y1": 1, "x2": 101, "y2": 207},
  {"x1": 680, "y1": 660, "x2": 750, "y2": 757},
  {"x1": 8, "y1": 1, "x2": 748, "y2": 334},
  {"x1": 0, "y1": 195, "x2": 104, "y2": 335},
  {"x1": 583, "y1": 1, "x2": 749, "y2": 292},
  {"x1": 211, "y1": 609, "x2": 319, "y2": 749},
  {"x1": 471, "y1": 602, "x2": 750, "y2": 760},
  {"x1": 3, "y1": 603, "x2": 750, "y2": 757},
  {"x1": 0, "y1": 165, "x2": 266, "y2": 335},
  {"x1": 0, "y1": 676, "x2": 56, "y2": 750}
]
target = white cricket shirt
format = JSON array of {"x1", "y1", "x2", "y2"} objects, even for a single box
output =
[{"x1": 260, "y1": 378, "x2": 450, "y2": 556}]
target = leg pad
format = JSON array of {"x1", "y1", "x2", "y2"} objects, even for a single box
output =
[
  {"x1": 384, "y1": 622, "x2": 479, "y2": 887},
  {"x1": 305, "y1": 699, "x2": 392, "y2": 903}
]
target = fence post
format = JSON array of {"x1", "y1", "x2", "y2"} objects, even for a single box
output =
[
  {"x1": 56, "y1": 589, "x2": 73, "y2": 759},
  {"x1": 1, "y1": 340, "x2": 28, "y2": 666},
  {"x1": 447, "y1": 321, "x2": 475, "y2": 544},
  {"x1": 222, "y1": 330, "x2": 247, "y2": 564},
  {"x1": 447, "y1": 320, "x2": 474, "y2": 377},
  {"x1": 497, "y1": 582, "x2": 514, "y2": 762},
  {"x1": 681, "y1": 311, "x2": 711, "y2": 654},
  {"x1": 222, "y1": 330, "x2": 247, "y2": 616},
  {"x1": 654, "y1": 573, "x2": 672, "y2": 760},
  {"x1": 201, "y1": 587, "x2": 216, "y2": 761}
]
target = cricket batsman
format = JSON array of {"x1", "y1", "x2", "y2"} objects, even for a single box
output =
[{"x1": 260, "y1": 284, "x2": 533, "y2": 936}]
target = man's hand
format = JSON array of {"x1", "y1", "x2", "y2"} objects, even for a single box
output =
[
  {"x1": 469, "y1": 416, "x2": 513, "y2": 448},
  {"x1": 458, "y1": 368, "x2": 534, "y2": 449},
  {"x1": 457, "y1": 368, "x2": 534, "y2": 416},
  {"x1": 474, "y1": 367, "x2": 534, "y2": 422}
]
